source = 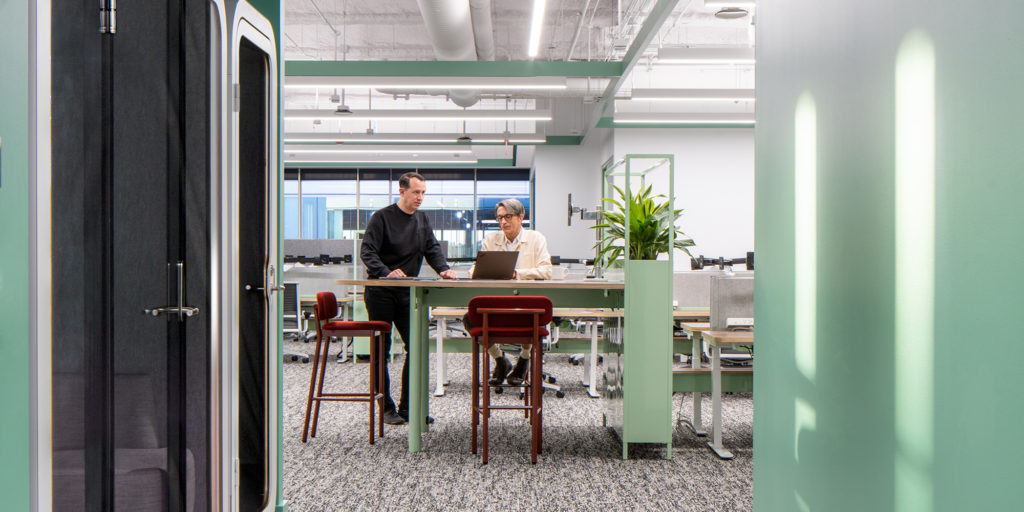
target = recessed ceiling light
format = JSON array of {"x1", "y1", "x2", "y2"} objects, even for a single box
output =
[{"x1": 715, "y1": 7, "x2": 748, "y2": 19}]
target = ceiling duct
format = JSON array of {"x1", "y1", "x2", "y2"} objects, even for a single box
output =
[{"x1": 416, "y1": 0, "x2": 494, "y2": 107}]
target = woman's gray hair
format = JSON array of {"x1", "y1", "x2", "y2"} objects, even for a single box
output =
[{"x1": 495, "y1": 198, "x2": 525, "y2": 217}]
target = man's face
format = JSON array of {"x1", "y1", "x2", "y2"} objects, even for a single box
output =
[
  {"x1": 496, "y1": 205, "x2": 523, "y2": 239},
  {"x1": 398, "y1": 177, "x2": 426, "y2": 212}
]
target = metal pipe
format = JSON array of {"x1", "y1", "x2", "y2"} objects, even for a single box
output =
[{"x1": 565, "y1": 0, "x2": 594, "y2": 61}]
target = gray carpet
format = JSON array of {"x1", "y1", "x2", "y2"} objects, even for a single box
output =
[{"x1": 281, "y1": 339, "x2": 752, "y2": 511}]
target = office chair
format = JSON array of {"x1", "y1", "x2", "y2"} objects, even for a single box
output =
[
  {"x1": 282, "y1": 282, "x2": 309, "y2": 363},
  {"x1": 468, "y1": 295, "x2": 553, "y2": 464}
]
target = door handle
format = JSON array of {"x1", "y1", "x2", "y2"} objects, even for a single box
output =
[
  {"x1": 144, "y1": 306, "x2": 200, "y2": 318},
  {"x1": 143, "y1": 262, "x2": 200, "y2": 321},
  {"x1": 245, "y1": 284, "x2": 285, "y2": 292}
]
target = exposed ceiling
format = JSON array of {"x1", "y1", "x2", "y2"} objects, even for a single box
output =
[{"x1": 282, "y1": 0, "x2": 757, "y2": 165}]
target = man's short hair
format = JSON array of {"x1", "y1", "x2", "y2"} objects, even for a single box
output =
[
  {"x1": 398, "y1": 171, "x2": 425, "y2": 190},
  {"x1": 495, "y1": 198, "x2": 526, "y2": 217}
]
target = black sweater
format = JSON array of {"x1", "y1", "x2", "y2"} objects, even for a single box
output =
[{"x1": 360, "y1": 203, "x2": 449, "y2": 279}]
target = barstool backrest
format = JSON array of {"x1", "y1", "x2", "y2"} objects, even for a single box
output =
[
  {"x1": 467, "y1": 296, "x2": 553, "y2": 328},
  {"x1": 315, "y1": 291, "x2": 338, "y2": 322}
]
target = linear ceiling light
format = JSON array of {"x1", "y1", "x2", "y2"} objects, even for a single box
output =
[
  {"x1": 283, "y1": 144, "x2": 473, "y2": 154},
  {"x1": 284, "y1": 155, "x2": 478, "y2": 164},
  {"x1": 656, "y1": 47, "x2": 755, "y2": 64},
  {"x1": 630, "y1": 88, "x2": 755, "y2": 101},
  {"x1": 528, "y1": 0, "x2": 547, "y2": 58},
  {"x1": 283, "y1": 132, "x2": 548, "y2": 144},
  {"x1": 704, "y1": 0, "x2": 756, "y2": 7},
  {"x1": 285, "y1": 109, "x2": 552, "y2": 121},
  {"x1": 613, "y1": 113, "x2": 755, "y2": 125},
  {"x1": 284, "y1": 76, "x2": 567, "y2": 90}
]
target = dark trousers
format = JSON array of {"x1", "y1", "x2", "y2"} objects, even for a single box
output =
[{"x1": 364, "y1": 286, "x2": 411, "y2": 415}]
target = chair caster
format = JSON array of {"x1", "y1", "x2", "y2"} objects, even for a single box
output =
[
  {"x1": 555, "y1": 390, "x2": 565, "y2": 398},
  {"x1": 494, "y1": 387, "x2": 503, "y2": 395},
  {"x1": 290, "y1": 355, "x2": 299, "y2": 362},
  {"x1": 302, "y1": 356, "x2": 310, "y2": 363},
  {"x1": 546, "y1": 375, "x2": 557, "y2": 384}
]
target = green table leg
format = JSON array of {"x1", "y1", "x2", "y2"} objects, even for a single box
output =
[{"x1": 408, "y1": 287, "x2": 426, "y2": 452}]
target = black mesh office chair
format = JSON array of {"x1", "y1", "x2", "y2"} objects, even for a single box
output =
[{"x1": 283, "y1": 281, "x2": 310, "y2": 363}]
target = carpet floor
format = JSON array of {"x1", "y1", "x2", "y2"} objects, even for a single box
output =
[{"x1": 281, "y1": 339, "x2": 752, "y2": 511}]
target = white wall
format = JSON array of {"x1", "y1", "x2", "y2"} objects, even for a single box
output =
[
  {"x1": 613, "y1": 128, "x2": 754, "y2": 271},
  {"x1": 532, "y1": 128, "x2": 613, "y2": 259}
]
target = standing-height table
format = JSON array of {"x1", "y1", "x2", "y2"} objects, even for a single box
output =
[{"x1": 334, "y1": 278, "x2": 625, "y2": 452}]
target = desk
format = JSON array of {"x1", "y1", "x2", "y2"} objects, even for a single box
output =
[
  {"x1": 334, "y1": 278, "x2": 625, "y2": 453},
  {"x1": 678, "y1": 322, "x2": 711, "y2": 436},
  {"x1": 702, "y1": 330, "x2": 754, "y2": 459}
]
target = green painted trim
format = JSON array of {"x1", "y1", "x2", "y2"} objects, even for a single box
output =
[
  {"x1": 286, "y1": 60, "x2": 623, "y2": 77},
  {"x1": 543, "y1": 135, "x2": 584, "y2": 145},
  {"x1": 285, "y1": 158, "x2": 515, "y2": 168},
  {"x1": 673, "y1": 372, "x2": 754, "y2": 393},
  {"x1": 0, "y1": 0, "x2": 32, "y2": 508},
  {"x1": 596, "y1": 117, "x2": 755, "y2": 129},
  {"x1": 283, "y1": 137, "x2": 581, "y2": 146}
]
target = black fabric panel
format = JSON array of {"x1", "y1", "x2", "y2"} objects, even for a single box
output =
[
  {"x1": 50, "y1": 0, "x2": 96, "y2": 508},
  {"x1": 237, "y1": 37, "x2": 270, "y2": 512},
  {"x1": 183, "y1": 2, "x2": 212, "y2": 511}
]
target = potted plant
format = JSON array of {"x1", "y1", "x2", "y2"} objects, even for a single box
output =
[{"x1": 592, "y1": 184, "x2": 695, "y2": 269}]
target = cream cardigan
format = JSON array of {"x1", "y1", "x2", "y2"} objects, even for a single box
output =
[{"x1": 471, "y1": 229, "x2": 552, "y2": 280}]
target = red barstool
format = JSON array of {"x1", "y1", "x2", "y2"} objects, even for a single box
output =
[
  {"x1": 468, "y1": 296, "x2": 553, "y2": 464},
  {"x1": 301, "y1": 291, "x2": 390, "y2": 444}
]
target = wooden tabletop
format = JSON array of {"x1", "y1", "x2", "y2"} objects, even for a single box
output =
[
  {"x1": 334, "y1": 278, "x2": 624, "y2": 290},
  {"x1": 702, "y1": 330, "x2": 754, "y2": 344},
  {"x1": 679, "y1": 322, "x2": 712, "y2": 334},
  {"x1": 432, "y1": 307, "x2": 704, "y2": 319}
]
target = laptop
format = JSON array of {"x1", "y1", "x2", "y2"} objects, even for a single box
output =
[{"x1": 471, "y1": 251, "x2": 519, "y2": 280}]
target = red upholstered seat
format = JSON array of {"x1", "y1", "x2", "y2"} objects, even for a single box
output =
[
  {"x1": 301, "y1": 291, "x2": 389, "y2": 445},
  {"x1": 467, "y1": 326, "x2": 549, "y2": 338},
  {"x1": 323, "y1": 320, "x2": 392, "y2": 332},
  {"x1": 468, "y1": 295, "x2": 553, "y2": 464}
]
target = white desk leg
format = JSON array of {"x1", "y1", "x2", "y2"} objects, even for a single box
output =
[
  {"x1": 433, "y1": 318, "x2": 446, "y2": 396},
  {"x1": 587, "y1": 319, "x2": 599, "y2": 398},
  {"x1": 679, "y1": 333, "x2": 706, "y2": 436},
  {"x1": 707, "y1": 342, "x2": 733, "y2": 459}
]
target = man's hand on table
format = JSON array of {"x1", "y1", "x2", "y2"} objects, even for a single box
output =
[{"x1": 440, "y1": 269, "x2": 457, "y2": 280}]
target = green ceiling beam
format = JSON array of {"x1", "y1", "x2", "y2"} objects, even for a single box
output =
[
  {"x1": 585, "y1": 0, "x2": 681, "y2": 138},
  {"x1": 596, "y1": 117, "x2": 755, "y2": 129},
  {"x1": 284, "y1": 158, "x2": 516, "y2": 169},
  {"x1": 285, "y1": 60, "x2": 623, "y2": 78}
]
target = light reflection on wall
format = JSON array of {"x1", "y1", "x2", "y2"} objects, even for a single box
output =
[
  {"x1": 793, "y1": 92, "x2": 818, "y2": 511},
  {"x1": 894, "y1": 29, "x2": 936, "y2": 512},
  {"x1": 794, "y1": 93, "x2": 818, "y2": 383}
]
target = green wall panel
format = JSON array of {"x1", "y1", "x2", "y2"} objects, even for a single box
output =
[
  {"x1": 756, "y1": 2, "x2": 1024, "y2": 511},
  {"x1": 0, "y1": 0, "x2": 31, "y2": 510}
]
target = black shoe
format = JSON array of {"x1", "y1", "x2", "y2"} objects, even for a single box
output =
[
  {"x1": 506, "y1": 357, "x2": 530, "y2": 386},
  {"x1": 382, "y1": 410, "x2": 407, "y2": 425},
  {"x1": 488, "y1": 355, "x2": 512, "y2": 386},
  {"x1": 398, "y1": 412, "x2": 434, "y2": 425}
]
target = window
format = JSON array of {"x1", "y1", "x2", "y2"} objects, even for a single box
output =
[{"x1": 282, "y1": 168, "x2": 532, "y2": 258}]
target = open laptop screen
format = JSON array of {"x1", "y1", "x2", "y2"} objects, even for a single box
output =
[{"x1": 471, "y1": 251, "x2": 519, "y2": 280}]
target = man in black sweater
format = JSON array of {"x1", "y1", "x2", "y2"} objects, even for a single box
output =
[{"x1": 360, "y1": 171, "x2": 456, "y2": 425}]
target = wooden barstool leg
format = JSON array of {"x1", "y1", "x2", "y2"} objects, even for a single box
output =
[
  {"x1": 311, "y1": 336, "x2": 332, "y2": 438},
  {"x1": 377, "y1": 331, "x2": 385, "y2": 439},
  {"x1": 482, "y1": 341, "x2": 491, "y2": 464},
  {"x1": 534, "y1": 340, "x2": 543, "y2": 457},
  {"x1": 368, "y1": 329, "x2": 376, "y2": 445},
  {"x1": 301, "y1": 327, "x2": 326, "y2": 442},
  {"x1": 471, "y1": 336, "x2": 479, "y2": 454}
]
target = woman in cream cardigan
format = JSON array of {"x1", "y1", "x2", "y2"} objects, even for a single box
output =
[{"x1": 467, "y1": 198, "x2": 552, "y2": 385}]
